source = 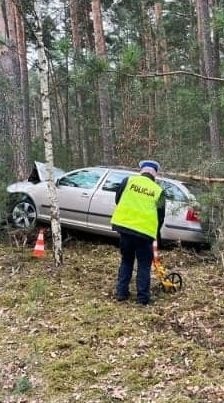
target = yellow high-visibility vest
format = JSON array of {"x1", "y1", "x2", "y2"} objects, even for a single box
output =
[{"x1": 111, "y1": 175, "x2": 162, "y2": 239}]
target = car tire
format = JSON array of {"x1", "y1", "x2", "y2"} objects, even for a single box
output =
[{"x1": 11, "y1": 199, "x2": 37, "y2": 229}]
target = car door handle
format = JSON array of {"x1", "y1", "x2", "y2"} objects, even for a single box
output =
[{"x1": 81, "y1": 192, "x2": 90, "y2": 198}]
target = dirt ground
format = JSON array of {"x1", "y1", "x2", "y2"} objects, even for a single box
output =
[{"x1": 0, "y1": 232, "x2": 224, "y2": 402}]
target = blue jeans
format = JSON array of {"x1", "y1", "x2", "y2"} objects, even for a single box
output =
[{"x1": 116, "y1": 233, "x2": 153, "y2": 304}]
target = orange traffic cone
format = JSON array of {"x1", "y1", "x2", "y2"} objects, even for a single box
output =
[{"x1": 32, "y1": 229, "x2": 45, "y2": 258}]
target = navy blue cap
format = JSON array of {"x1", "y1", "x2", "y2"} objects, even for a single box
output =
[{"x1": 139, "y1": 160, "x2": 160, "y2": 172}]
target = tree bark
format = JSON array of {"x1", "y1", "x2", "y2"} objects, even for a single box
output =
[
  {"x1": 70, "y1": 0, "x2": 81, "y2": 50},
  {"x1": 14, "y1": 1, "x2": 31, "y2": 165},
  {"x1": 196, "y1": 0, "x2": 221, "y2": 159},
  {"x1": 0, "y1": 0, "x2": 29, "y2": 179},
  {"x1": 69, "y1": 0, "x2": 89, "y2": 166},
  {"x1": 211, "y1": 0, "x2": 220, "y2": 78},
  {"x1": 140, "y1": 1, "x2": 156, "y2": 156},
  {"x1": 34, "y1": 0, "x2": 63, "y2": 267},
  {"x1": 63, "y1": 1, "x2": 70, "y2": 161},
  {"x1": 154, "y1": 2, "x2": 170, "y2": 88},
  {"x1": 49, "y1": 61, "x2": 65, "y2": 145},
  {"x1": 91, "y1": 0, "x2": 113, "y2": 165}
]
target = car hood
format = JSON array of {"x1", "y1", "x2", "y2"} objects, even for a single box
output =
[
  {"x1": 31, "y1": 161, "x2": 65, "y2": 182},
  {"x1": 7, "y1": 161, "x2": 65, "y2": 193}
]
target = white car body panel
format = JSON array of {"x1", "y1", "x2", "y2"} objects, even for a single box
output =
[{"x1": 7, "y1": 164, "x2": 205, "y2": 243}]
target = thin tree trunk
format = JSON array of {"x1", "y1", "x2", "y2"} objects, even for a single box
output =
[
  {"x1": 32, "y1": 98, "x2": 39, "y2": 139},
  {"x1": 197, "y1": 0, "x2": 221, "y2": 159},
  {"x1": 77, "y1": 92, "x2": 88, "y2": 166},
  {"x1": 211, "y1": 0, "x2": 220, "y2": 77},
  {"x1": 154, "y1": 2, "x2": 173, "y2": 152},
  {"x1": 154, "y1": 2, "x2": 170, "y2": 88},
  {"x1": 63, "y1": 1, "x2": 70, "y2": 161},
  {"x1": 196, "y1": 0, "x2": 206, "y2": 77},
  {"x1": 91, "y1": 0, "x2": 113, "y2": 165},
  {"x1": 140, "y1": 1, "x2": 156, "y2": 156},
  {"x1": 34, "y1": 0, "x2": 63, "y2": 267},
  {"x1": 49, "y1": 63, "x2": 65, "y2": 145}
]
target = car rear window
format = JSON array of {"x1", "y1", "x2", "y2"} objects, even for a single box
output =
[
  {"x1": 184, "y1": 182, "x2": 209, "y2": 197},
  {"x1": 158, "y1": 179, "x2": 188, "y2": 202}
]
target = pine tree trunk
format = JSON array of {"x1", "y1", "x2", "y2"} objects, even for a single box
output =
[
  {"x1": 70, "y1": 0, "x2": 81, "y2": 50},
  {"x1": 140, "y1": 1, "x2": 156, "y2": 156},
  {"x1": 63, "y1": 1, "x2": 71, "y2": 163},
  {"x1": 91, "y1": 0, "x2": 113, "y2": 165},
  {"x1": 154, "y1": 2, "x2": 170, "y2": 88},
  {"x1": 196, "y1": 0, "x2": 206, "y2": 77},
  {"x1": 0, "y1": 0, "x2": 29, "y2": 179},
  {"x1": 211, "y1": 0, "x2": 220, "y2": 77},
  {"x1": 14, "y1": 1, "x2": 31, "y2": 166},
  {"x1": 196, "y1": 0, "x2": 221, "y2": 159},
  {"x1": 34, "y1": 0, "x2": 63, "y2": 267},
  {"x1": 69, "y1": 0, "x2": 89, "y2": 166}
]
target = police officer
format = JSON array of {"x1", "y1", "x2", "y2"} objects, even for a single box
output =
[{"x1": 111, "y1": 160, "x2": 165, "y2": 306}]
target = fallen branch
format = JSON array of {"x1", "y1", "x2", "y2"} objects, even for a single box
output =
[
  {"x1": 161, "y1": 171, "x2": 224, "y2": 183},
  {"x1": 127, "y1": 70, "x2": 224, "y2": 83}
]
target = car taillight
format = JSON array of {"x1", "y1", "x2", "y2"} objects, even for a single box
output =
[{"x1": 186, "y1": 208, "x2": 200, "y2": 222}]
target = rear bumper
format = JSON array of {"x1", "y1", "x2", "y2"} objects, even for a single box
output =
[{"x1": 162, "y1": 224, "x2": 205, "y2": 243}]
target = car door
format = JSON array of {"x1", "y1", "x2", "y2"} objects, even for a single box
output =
[
  {"x1": 88, "y1": 170, "x2": 136, "y2": 235},
  {"x1": 39, "y1": 168, "x2": 107, "y2": 228}
]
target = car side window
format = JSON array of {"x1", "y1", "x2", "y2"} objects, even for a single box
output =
[
  {"x1": 102, "y1": 172, "x2": 132, "y2": 192},
  {"x1": 158, "y1": 180, "x2": 187, "y2": 202},
  {"x1": 58, "y1": 169, "x2": 105, "y2": 189}
]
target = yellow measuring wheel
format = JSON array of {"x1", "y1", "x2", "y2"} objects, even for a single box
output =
[{"x1": 152, "y1": 241, "x2": 182, "y2": 292}]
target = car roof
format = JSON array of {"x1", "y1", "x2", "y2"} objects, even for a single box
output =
[
  {"x1": 99, "y1": 166, "x2": 186, "y2": 186},
  {"x1": 62, "y1": 165, "x2": 192, "y2": 197},
  {"x1": 102, "y1": 166, "x2": 193, "y2": 197}
]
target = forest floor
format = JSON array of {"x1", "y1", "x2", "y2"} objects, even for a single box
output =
[{"x1": 0, "y1": 231, "x2": 224, "y2": 403}]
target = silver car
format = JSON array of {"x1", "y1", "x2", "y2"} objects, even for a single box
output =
[{"x1": 7, "y1": 162, "x2": 204, "y2": 243}]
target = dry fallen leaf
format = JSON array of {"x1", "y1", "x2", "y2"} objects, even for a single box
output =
[{"x1": 110, "y1": 386, "x2": 128, "y2": 400}]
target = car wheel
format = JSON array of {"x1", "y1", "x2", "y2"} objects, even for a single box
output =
[{"x1": 11, "y1": 200, "x2": 37, "y2": 229}]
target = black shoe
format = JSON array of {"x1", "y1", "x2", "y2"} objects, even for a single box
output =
[
  {"x1": 136, "y1": 299, "x2": 154, "y2": 306},
  {"x1": 116, "y1": 293, "x2": 130, "y2": 302}
]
